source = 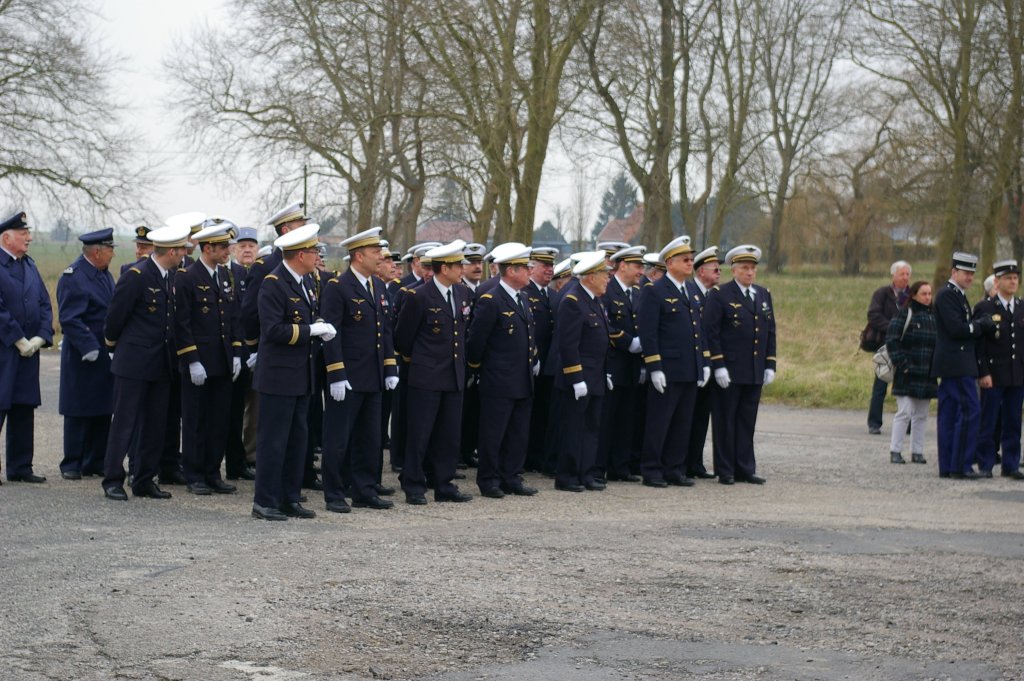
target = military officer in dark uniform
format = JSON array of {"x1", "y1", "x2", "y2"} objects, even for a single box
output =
[
  {"x1": 0, "y1": 211, "x2": 54, "y2": 483},
  {"x1": 638, "y1": 237, "x2": 710, "y2": 487},
  {"x1": 476, "y1": 248, "x2": 501, "y2": 296},
  {"x1": 120, "y1": 225, "x2": 154, "y2": 276},
  {"x1": 553, "y1": 252, "x2": 614, "y2": 492},
  {"x1": 251, "y1": 224, "x2": 336, "y2": 520},
  {"x1": 376, "y1": 244, "x2": 400, "y2": 464},
  {"x1": 459, "y1": 243, "x2": 486, "y2": 469},
  {"x1": 523, "y1": 247, "x2": 557, "y2": 472},
  {"x1": 394, "y1": 240, "x2": 473, "y2": 505},
  {"x1": 225, "y1": 226, "x2": 259, "y2": 480},
  {"x1": 683, "y1": 246, "x2": 721, "y2": 479},
  {"x1": 467, "y1": 243, "x2": 539, "y2": 498},
  {"x1": 101, "y1": 224, "x2": 191, "y2": 500},
  {"x1": 932, "y1": 252, "x2": 994, "y2": 479},
  {"x1": 175, "y1": 220, "x2": 243, "y2": 495},
  {"x1": 704, "y1": 245, "x2": 776, "y2": 485},
  {"x1": 320, "y1": 228, "x2": 399, "y2": 513},
  {"x1": 596, "y1": 245, "x2": 647, "y2": 484},
  {"x1": 540, "y1": 257, "x2": 575, "y2": 475},
  {"x1": 642, "y1": 253, "x2": 666, "y2": 285},
  {"x1": 57, "y1": 228, "x2": 116, "y2": 480},
  {"x1": 973, "y1": 259, "x2": 1024, "y2": 479}
]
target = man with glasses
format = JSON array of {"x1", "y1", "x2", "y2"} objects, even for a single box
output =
[
  {"x1": 101, "y1": 223, "x2": 191, "y2": 501},
  {"x1": 57, "y1": 228, "x2": 116, "y2": 480},
  {"x1": 684, "y1": 246, "x2": 721, "y2": 480}
]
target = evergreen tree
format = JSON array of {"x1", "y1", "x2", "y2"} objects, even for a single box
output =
[{"x1": 591, "y1": 172, "x2": 637, "y2": 238}]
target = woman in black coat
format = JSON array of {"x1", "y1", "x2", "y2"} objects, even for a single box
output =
[{"x1": 885, "y1": 281, "x2": 937, "y2": 464}]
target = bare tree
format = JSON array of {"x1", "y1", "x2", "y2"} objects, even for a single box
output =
[{"x1": 0, "y1": 0, "x2": 150, "y2": 218}]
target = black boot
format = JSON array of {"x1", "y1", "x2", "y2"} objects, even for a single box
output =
[
  {"x1": 911, "y1": 453, "x2": 926, "y2": 464},
  {"x1": 890, "y1": 451, "x2": 906, "y2": 464}
]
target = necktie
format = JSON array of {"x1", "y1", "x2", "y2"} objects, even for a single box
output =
[
  {"x1": 366, "y1": 278, "x2": 373, "y2": 298},
  {"x1": 447, "y1": 289, "x2": 454, "y2": 316},
  {"x1": 213, "y1": 268, "x2": 219, "y2": 289},
  {"x1": 745, "y1": 288, "x2": 755, "y2": 312},
  {"x1": 541, "y1": 287, "x2": 548, "y2": 300},
  {"x1": 626, "y1": 288, "x2": 632, "y2": 304},
  {"x1": 516, "y1": 293, "x2": 524, "y2": 313},
  {"x1": 164, "y1": 272, "x2": 171, "y2": 297}
]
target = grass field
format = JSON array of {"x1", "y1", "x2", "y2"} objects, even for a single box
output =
[{"x1": 27, "y1": 239, "x2": 962, "y2": 412}]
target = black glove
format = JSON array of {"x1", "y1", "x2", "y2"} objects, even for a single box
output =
[{"x1": 975, "y1": 314, "x2": 997, "y2": 336}]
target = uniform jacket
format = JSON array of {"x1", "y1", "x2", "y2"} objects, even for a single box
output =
[
  {"x1": 603, "y1": 276, "x2": 643, "y2": 386},
  {"x1": 554, "y1": 285, "x2": 611, "y2": 395},
  {"x1": 103, "y1": 256, "x2": 175, "y2": 382},
  {"x1": 931, "y1": 281, "x2": 984, "y2": 378},
  {"x1": 253, "y1": 263, "x2": 317, "y2": 396},
  {"x1": 241, "y1": 249, "x2": 283, "y2": 353},
  {"x1": 320, "y1": 269, "x2": 397, "y2": 391},
  {"x1": 0, "y1": 250, "x2": 53, "y2": 409},
  {"x1": 639, "y1": 275, "x2": 708, "y2": 383},
  {"x1": 395, "y1": 279, "x2": 469, "y2": 392},
  {"x1": 466, "y1": 282, "x2": 537, "y2": 399},
  {"x1": 886, "y1": 301, "x2": 938, "y2": 399},
  {"x1": 703, "y1": 280, "x2": 777, "y2": 385},
  {"x1": 524, "y1": 279, "x2": 554, "y2": 368},
  {"x1": 973, "y1": 295, "x2": 1024, "y2": 386},
  {"x1": 174, "y1": 260, "x2": 242, "y2": 377},
  {"x1": 542, "y1": 279, "x2": 575, "y2": 377},
  {"x1": 57, "y1": 255, "x2": 114, "y2": 416}
]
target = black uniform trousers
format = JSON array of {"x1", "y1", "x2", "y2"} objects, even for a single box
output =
[
  {"x1": 61, "y1": 415, "x2": 110, "y2": 476},
  {"x1": 476, "y1": 394, "x2": 532, "y2": 492},
  {"x1": 103, "y1": 376, "x2": 170, "y2": 493},
  {"x1": 460, "y1": 381, "x2": 481, "y2": 465},
  {"x1": 631, "y1": 382, "x2": 646, "y2": 474},
  {"x1": 595, "y1": 381, "x2": 639, "y2": 480},
  {"x1": 711, "y1": 382, "x2": 762, "y2": 480},
  {"x1": 2, "y1": 405, "x2": 36, "y2": 479},
  {"x1": 541, "y1": 391, "x2": 562, "y2": 476},
  {"x1": 160, "y1": 370, "x2": 182, "y2": 477},
  {"x1": 224, "y1": 365, "x2": 251, "y2": 477},
  {"x1": 389, "y1": 362, "x2": 410, "y2": 470},
  {"x1": 304, "y1": 356, "x2": 326, "y2": 483},
  {"x1": 641, "y1": 382, "x2": 697, "y2": 482},
  {"x1": 555, "y1": 388, "x2": 603, "y2": 487},
  {"x1": 685, "y1": 383, "x2": 713, "y2": 476},
  {"x1": 253, "y1": 392, "x2": 309, "y2": 509},
  {"x1": 526, "y1": 375, "x2": 553, "y2": 471},
  {"x1": 401, "y1": 388, "x2": 462, "y2": 497},
  {"x1": 380, "y1": 389, "x2": 392, "y2": 452},
  {"x1": 180, "y1": 373, "x2": 232, "y2": 485},
  {"x1": 322, "y1": 390, "x2": 382, "y2": 503}
]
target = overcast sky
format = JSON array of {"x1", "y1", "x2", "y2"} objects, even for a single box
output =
[{"x1": 97, "y1": 0, "x2": 610, "y2": 236}]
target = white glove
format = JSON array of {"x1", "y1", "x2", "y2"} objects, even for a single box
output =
[
  {"x1": 763, "y1": 368, "x2": 776, "y2": 385},
  {"x1": 81, "y1": 349, "x2": 100, "y2": 362},
  {"x1": 650, "y1": 370, "x2": 667, "y2": 394},
  {"x1": 189, "y1": 362, "x2": 208, "y2": 386},
  {"x1": 108, "y1": 352, "x2": 114, "y2": 361},
  {"x1": 628, "y1": 337, "x2": 642, "y2": 354},
  {"x1": 715, "y1": 368, "x2": 730, "y2": 389},
  {"x1": 606, "y1": 374, "x2": 614, "y2": 390},
  {"x1": 697, "y1": 366, "x2": 710, "y2": 388},
  {"x1": 639, "y1": 368, "x2": 647, "y2": 384},
  {"x1": 466, "y1": 373, "x2": 477, "y2": 388},
  {"x1": 330, "y1": 379, "x2": 352, "y2": 401},
  {"x1": 232, "y1": 357, "x2": 242, "y2": 381},
  {"x1": 573, "y1": 381, "x2": 588, "y2": 400},
  {"x1": 246, "y1": 352, "x2": 258, "y2": 370},
  {"x1": 14, "y1": 337, "x2": 35, "y2": 357},
  {"x1": 384, "y1": 376, "x2": 399, "y2": 390},
  {"x1": 532, "y1": 361, "x2": 540, "y2": 377},
  {"x1": 309, "y1": 322, "x2": 337, "y2": 341},
  {"x1": 28, "y1": 336, "x2": 46, "y2": 353}
]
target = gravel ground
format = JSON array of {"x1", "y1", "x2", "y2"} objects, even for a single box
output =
[{"x1": 1, "y1": 354, "x2": 1022, "y2": 680}]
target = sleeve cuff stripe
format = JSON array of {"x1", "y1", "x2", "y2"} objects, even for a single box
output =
[
  {"x1": 176, "y1": 345, "x2": 197, "y2": 356},
  {"x1": 563, "y1": 365, "x2": 583, "y2": 374},
  {"x1": 326, "y1": 362, "x2": 345, "y2": 372},
  {"x1": 288, "y1": 325, "x2": 300, "y2": 346},
  {"x1": 643, "y1": 355, "x2": 661, "y2": 364}
]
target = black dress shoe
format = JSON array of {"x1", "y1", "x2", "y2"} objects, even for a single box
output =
[
  {"x1": 1001, "y1": 469, "x2": 1024, "y2": 480},
  {"x1": 737, "y1": 474, "x2": 766, "y2": 484},
  {"x1": 374, "y1": 483, "x2": 395, "y2": 496},
  {"x1": 456, "y1": 461, "x2": 468, "y2": 470},
  {"x1": 554, "y1": 482, "x2": 585, "y2": 492},
  {"x1": 104, "y1": 485, "x2": 128, "y2": 501},
  {"x1": 227, "y1": 466, "x2": 256, "y2": 481},
  {"x1": 159, "y1": 470, "x2": 187, "y2": 485},
  {"x1": 453, "y1": 472, "x2": 467, "y2": 480},
  {"x1": 911, "y1": 453, "x2": 927, "y2": 464},
  {"x1": 406, "y1": 494, "x2": 428, "y2": 505},
  {"x1": 642, "y1": 479, "x2": 668, "y2": 488},
  {"x1": 279, "y1": 502, "x2": 316, "y2": 518},
  {"x1": 665, "y1": 475, "x2": 696, "y2": 487},
  {"x1": 302, "y1": 477, "x2": 324, "y2": 491},
  {"x1": 718, "y1": 476, "x2": 735, "y2": 485},
  {"x1": 325, "y1": 500, "x2": 352, "y2": 513},
  {"x1": 391, "y1": 464, "x2": 403, "y2": 473},
  {"x1": 607, "y1": 473, "x2": 641, "y2": 482},
  {"x1": 436, "y1": 490, "x2": 473, "y2": 502},
  {"x1": 465, "y1": 456, "x2": 479, "y2": 468},
  {"x1": 353, "y1": 496, "x2": 394, "y2": 510},
  {"x1": 978, "y1": 469, "x2": 994, "y2": 478},
  {"x1": 690, "y1": 471, "x2": 716, "y2": 479},
  {"x1": 584, "y1": 480, "x2": 606, "y2": 491},
  {"x1": 252, "y1": 504, "x2": 287, "y2": 521},
  {"x1": 209, "y1": 479, "x2": 237, "y2": 494},
  {"x1": 480, "y1": 487, "x2": 505, "y2": 499},
  {"x1": 61, "y1": 470, "x2": 82, "y2": 480},
  {"x1": 8, "y1": 473, "x2": 46, "y2": 483},
  {"x1": 868, "y1": 426, "x2": 882, "y2": 435},
  {"x1": 501, "y1": 484, "x2": 538, "y2": 496},
  {"x1": 134, "y1": 483, "x2": 172, "y2": 499},
  {"x1": 950, "y1": 471, "x2": 983, "y2": 480},
  {"x1": 890, "y1": 451, "x2": 907, "y2": 464},
  {"x1": 186, "y1": 481, "x2": 213, "y2": 495},
  {"x1": 939, "y1": 472, "x2": 951, "y2": 478}
]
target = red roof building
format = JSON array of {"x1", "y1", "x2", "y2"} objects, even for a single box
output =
[{"x1": 595, "y1": 203, "x2": 644, "y2": 245}]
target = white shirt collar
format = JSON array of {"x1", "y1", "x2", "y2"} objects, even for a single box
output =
[
  {"x1": 149, "y1": 254, "x2": 169, "y2": 278},
  {"x1": 614, "y1": 274, "x2": 632, "y2": 294},
  {"x1": 737, "y1": 281, "x2": 756, "y2": 296},
  {"x1": 413, "y1": 272, "x2": 422, "y2": 282},
  {"x1": 693, "y1": 278, "x2": 709, "y2": 296},
  {"x1": 666, "y1": 272, "x2": 686, "y2": 291},
  {"x1": 1, "y1": 246, "x2": 19, "y2": 262},
  {"x1": 499, "y1": 279, "x2": 520, "y2": 302},
  {"x1": 433, "y1": 277, "x2": 452, "y2": 299},
  {"x1": 530, "y1": 277, "x2": 547, "y2": 294},
  {"x1": 463, "y1": 278, "x2": 478, "y2": 292},
  {"x1": 580, "y1": 283, "x2": 597, "y2": 299},
  {"x1": 200, "y1": 258, "x2": 217, "y2": 279},
  {"x1": 282, "y1": 261, "x2": 304, "y2": 285},
  {"x1": 352, "y1": 267, "x2": 370, "y2": 288},
  {"x1": 948, "y1": 278, "x2": 966, "y2": 293},
  {"x1": 998, "y1": 294, "x2": 1014, "y2": 309}
]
